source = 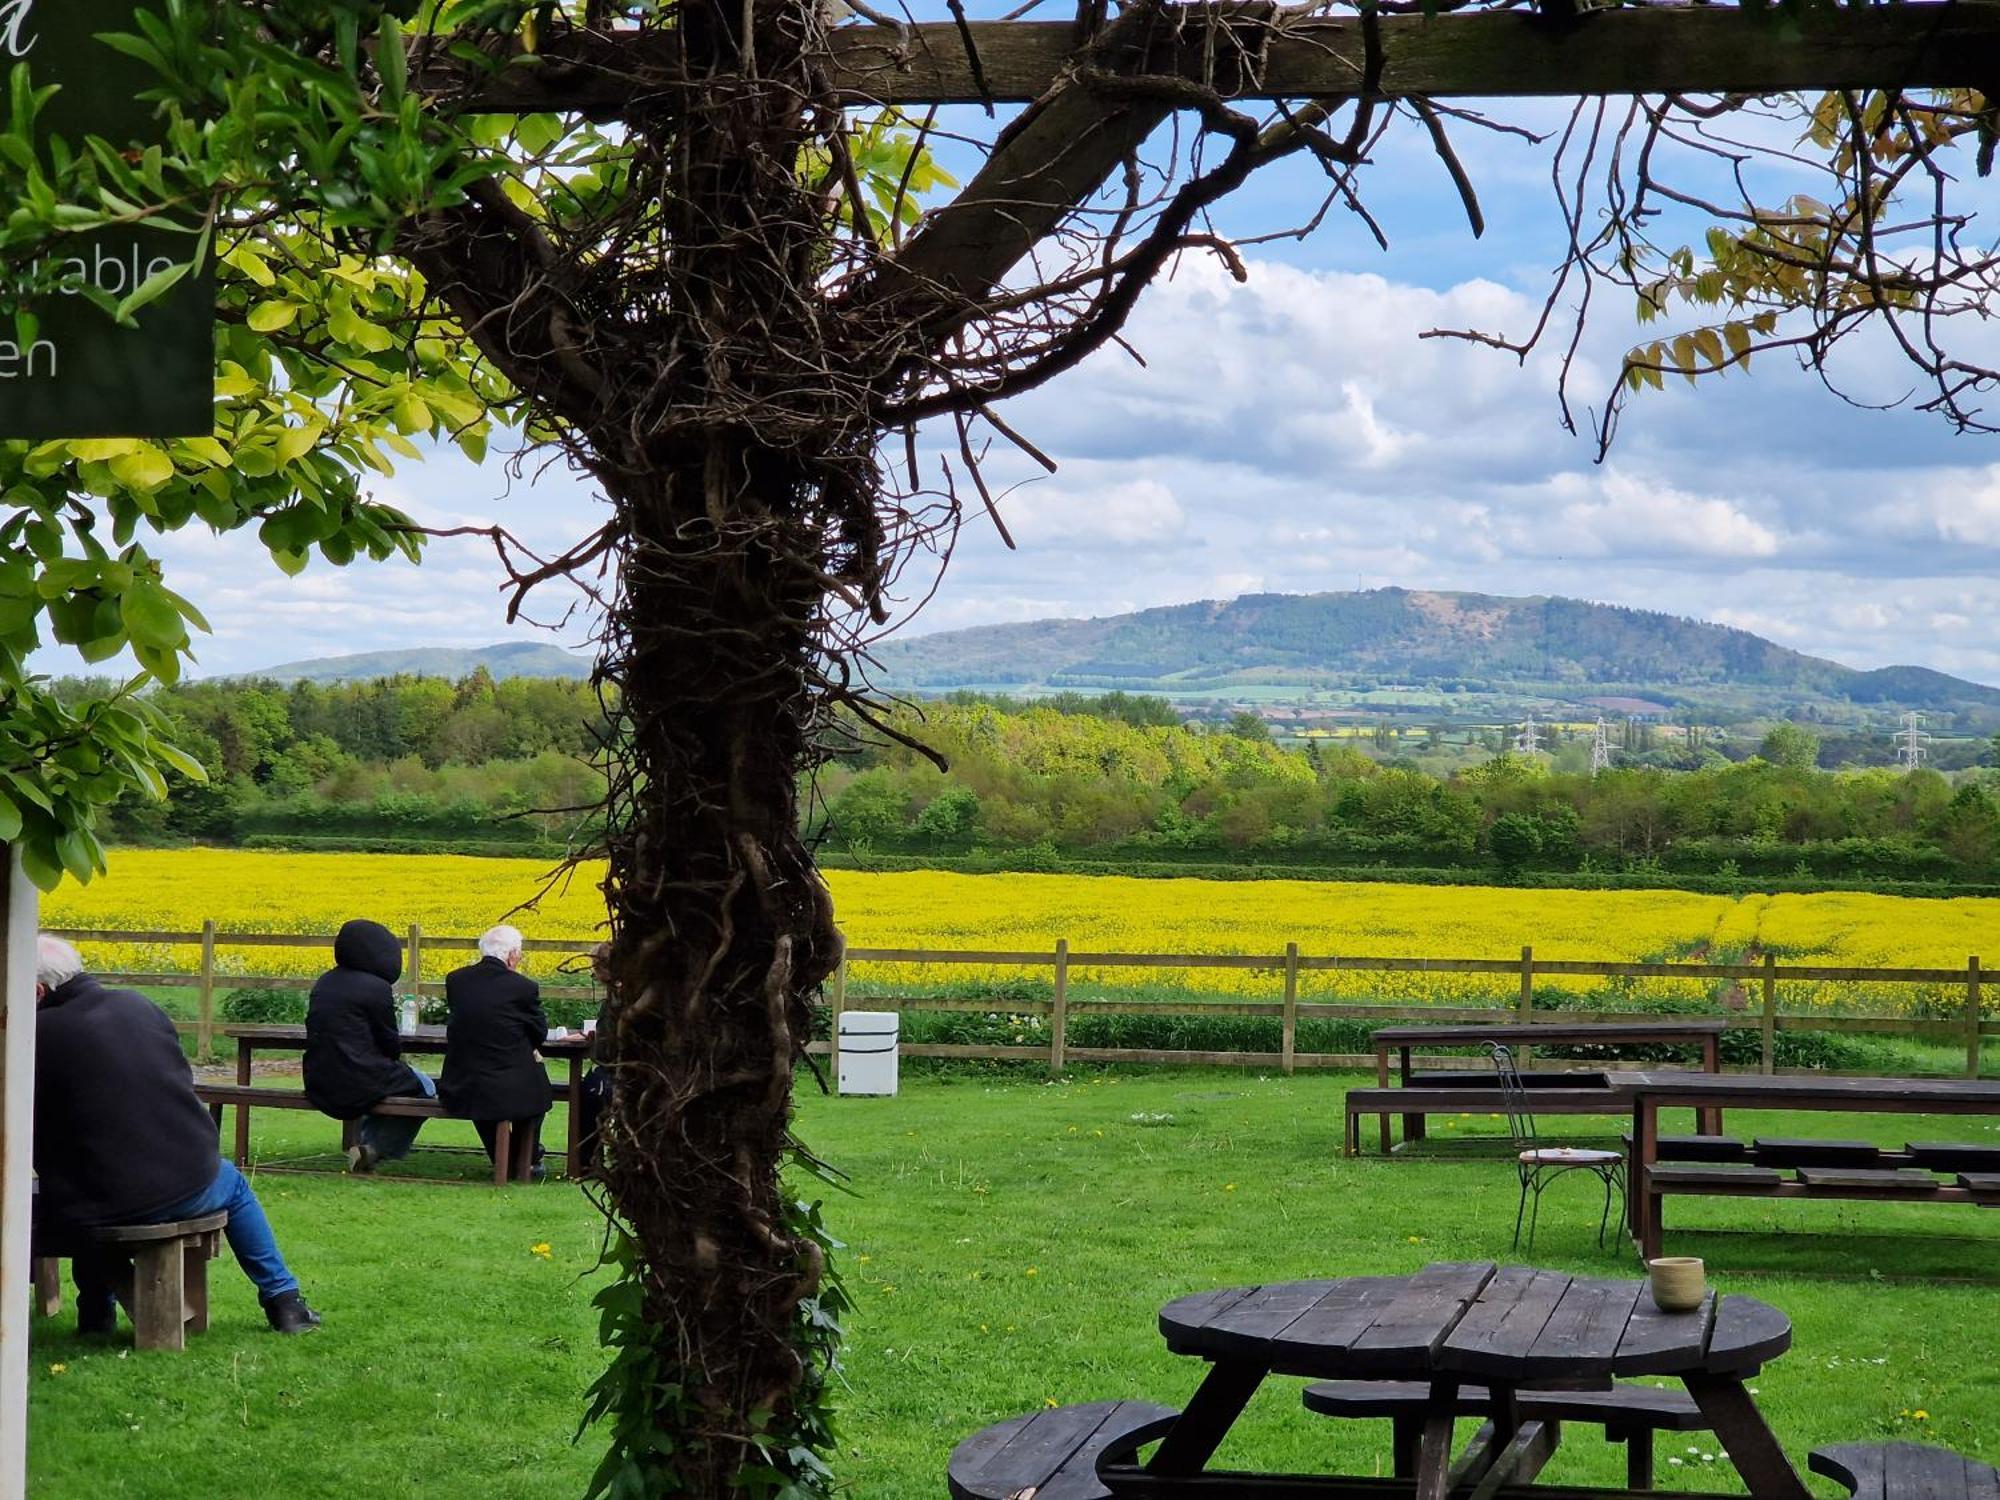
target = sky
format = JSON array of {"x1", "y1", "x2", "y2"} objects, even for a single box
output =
[{"x1": 57, "y1": 67, "x2": 2000, "y2": 687}]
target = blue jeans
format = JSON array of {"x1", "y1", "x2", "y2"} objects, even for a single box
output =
[
  {"x1": 359, "y1": 1066, "x2": 435, "y2": 1161},
  {"x1": 152, "y1": 1159, "x2": 300, "y2": 1303}
]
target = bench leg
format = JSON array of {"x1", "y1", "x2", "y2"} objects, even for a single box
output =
[
  {"x1": 234, "y1": 1041, "x2": 253, "y2": 1166},
  {"x1": 1622, "y1": 1428, "x2": 1654, "y2": 1491},
  {"x1": 511, "y1": 1123, "x2": 536, "y2": 1183},
  {"x1": 1391, "y1": 1415, "x2": 1421, "y2": 1478},
  {"x1": 182, "y1": 1236, "x2": 213, "y2": 1335},
  {"x1": 33, "y1": 1256, "x2": 62, "y2": 1319},
  {"x1": 494, "y1": 1121, "x2": 513, "y2": 1187},
  {"x1": 131, "y1": 1241, "x2": 187, "y2": 1352}
]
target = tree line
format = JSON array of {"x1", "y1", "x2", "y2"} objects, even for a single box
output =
[
  {"x1": 79, "y1": 672, "x2": 2000, "y2": 885},
  {"x1": 821, "y1": 699, "x2": 2000, "y2": 885}
]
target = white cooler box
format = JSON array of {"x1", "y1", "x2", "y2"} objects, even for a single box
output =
[{"x1": 837, "y1": 1011, "x2": 900, "y2": 1096}]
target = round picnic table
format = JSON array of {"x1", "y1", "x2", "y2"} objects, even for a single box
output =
[{"x1": 1126, "y1": 1262, "x2": 1809, "y2": 1500}]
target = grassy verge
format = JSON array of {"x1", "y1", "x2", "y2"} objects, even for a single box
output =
[{"x1": 27, "y1": 1072, "x2": 1999, "y2": 1498}]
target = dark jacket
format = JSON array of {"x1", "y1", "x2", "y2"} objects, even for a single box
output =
[
  {"x1": 439, "y1": 956, "x2": 553, "y2": 1121},
  {"x1": 303, "y1": 919, "x2": 419, "y2": 1119},
  {"x1": 34, "y1": 975, "x2": 220, "y2": 1227}
]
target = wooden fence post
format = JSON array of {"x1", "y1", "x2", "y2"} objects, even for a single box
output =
[
  {"x1": 197, "y1": 918, "x2": 217, "y2": 1062},
  {"x1": 406, "y1": 923, "x2": 423, "y2": 1012},
  {"x1": 829, "y1": 953, "x2": 848, "y2": 1086},
  {"x1": 1518, "y1": 946, "x2": 1534, "y2": 1067},
  {"x1": 1281, "y1": 942, "x2": 1299, "y2": 1075},
  {"x1": 1760, "y1": 952, "x2": 1777, "y2": 1075},
  {"x1": 1050, "y1": 938, "x2": 1069, "y2": 1078},
  {"x1": 1968, "y1": 956, "x2": 1983, "y2": 1079}
]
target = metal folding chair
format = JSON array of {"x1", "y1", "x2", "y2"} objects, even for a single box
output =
[{"x1": 1492, "y1": 1043, "x2": 1627, "y2": 1251}]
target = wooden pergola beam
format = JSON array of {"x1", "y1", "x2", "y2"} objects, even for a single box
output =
[{"x1": 431, "y1": 4, "x2": 2000, "y2": 114}]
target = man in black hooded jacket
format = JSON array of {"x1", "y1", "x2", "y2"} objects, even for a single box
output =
[
  {"x1": 32, "y1": 935, "x2": 320, "y2": 1335},
  {"x1": 304, "y1": 918, "x2": 434, "y2": 1172}
]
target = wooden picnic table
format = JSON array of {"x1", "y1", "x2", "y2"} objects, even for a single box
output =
[
  {"x1": 1369, "y1": 1020, "x2": 1730, "y2": 1154},
  {"x1": 220, "y1": 1023, "x2": 595, "y2": 1179},
  {"x1": 1617, "y1": 1070, "x2": 2000, "y2": 1260},
  {"x1": 1127, "y1": 1261, "x2": 1806, "y2": 1500}
]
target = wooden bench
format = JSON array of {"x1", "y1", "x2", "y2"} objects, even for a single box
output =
[
  {"x1": 193, "y1": 1084, "x2": 534, "y2": 1185},
  {"x1": 1364, "y1": 1021, "x2": 1729, "y2": 1155},
  {"x1": 1621, "y1": 1072, "x2": 2000, "y2": 1259},
  {"x1": 1343, "y1": 1083, "x2": 1635, "y2": 1158},
  {"x1": 1812, "y1": 1441, "x2": 2000, "y2": 1500},
  {"x1": 1303, "y1": 1379, "x2": 1707, "y2": 1490},
  {"x1": 948, "y1": 1400, "x2": 1180, "y2": 1500},
  {"x1": 34, "y1": 1213, "x2": 228, "y2": 1350}
]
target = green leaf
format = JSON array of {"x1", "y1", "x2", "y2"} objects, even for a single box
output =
[
  {"x1": 247, "y1": 301, "x2": 302, "y2": 332},
  {"x1": 0, "y1": 787, "x2": 20, "y2": 843},
  {"x1": 121, "y1": 578, "x2": 188, "y2": 650},
  {"x1": 116, "y1": 258, "x2": 192, "y2": 324}
]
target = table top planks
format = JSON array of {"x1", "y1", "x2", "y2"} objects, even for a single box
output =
[
  {"x1": 1157, "y1": 1263, "x2": 1788, "y2": 1384},
  {"x1": 222, "y1": 1022, "x2": 591, "y2": 1053},
  {"x1": 1373, "y1": 1020, "x2": 1729, "y2": 1046},
  {"x1": 1618, "y1": 1072, "x2": 2000, "y2": 1107}
]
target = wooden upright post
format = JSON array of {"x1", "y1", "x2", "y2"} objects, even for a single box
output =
[
  {"x1": 406, "y1": 923, "x2": 423, "y2": 1014},
  {"x1": 829, "y1": 954, "x2": 848, "y2": 1084},
  {"x1": 197, "y1": 918, "x2": 217, "y2": 1062},
  {"x1": 1761, "y1": 953, "x2": 1777, "y2": 1075},
  {"x1": 1, "y1": 850, "x2": 40, "y2": 1500},
  {"x1": 1281, "y1": 942, "x2": 1299, "y2": 1076},
  {"x1": 1518, "y1": 946, "x2": 1534, "y2": 1068},
  {"x1": 1050, "y1": 938, "x2": 1069, "y2": 1078},
  {"x1": 1968, "y1": 956, "x2": 1983, "y2": 1079}
]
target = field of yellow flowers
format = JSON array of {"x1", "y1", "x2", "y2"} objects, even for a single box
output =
[{"x1": 36, "y1": 848, "x2": 1996, "y2": 1015}]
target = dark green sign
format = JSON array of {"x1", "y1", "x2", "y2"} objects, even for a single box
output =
[{"x1": 0, "y1": 0, "x2": 213, "y2": 439}]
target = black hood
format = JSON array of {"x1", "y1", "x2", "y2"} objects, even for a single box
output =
[{"x1": 332, "y1": 919, "x2": 402, "y2": 983}]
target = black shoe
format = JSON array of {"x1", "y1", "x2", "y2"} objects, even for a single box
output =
[
  {"x1": 528, "y1": 1163, "x2": 547, "y2": 1183},
  {"x1": 263, "y1": 1291, "x2": 321, "y2": 1335},
  {"x1": 76, "y1": 1301, "x2": 117, "y2": 1337},
  {"x1": 345, "y1": 1143, "x2": 379, "y2": 1175}
]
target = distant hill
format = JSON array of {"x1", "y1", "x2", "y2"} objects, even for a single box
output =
[
  {"x1": 230, "y1": 641, "x2": 592, "y2": 683},
  {"x1": 871, "y1": 588, "x2": 2000, "y2": 721}
]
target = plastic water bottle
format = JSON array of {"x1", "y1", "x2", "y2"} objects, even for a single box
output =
[{"x1": 400, "y1": 996, "x2": 418, "y2": 1035}]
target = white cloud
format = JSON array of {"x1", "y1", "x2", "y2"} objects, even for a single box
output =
[
  {"x1": 1542, "y1": 470, "x2": 1783, "y2": 560},
  {"x1": 999, "y1": 477, "x2": 1188, "y2": 548}
]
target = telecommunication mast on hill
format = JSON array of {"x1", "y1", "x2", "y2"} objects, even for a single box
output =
[{"x1": 1895, "y1": 711, "x2": 1930, "y2": 771}]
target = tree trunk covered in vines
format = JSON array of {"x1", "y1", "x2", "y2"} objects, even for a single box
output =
[{"x1": 586, "y1": 0, "x2": 852, "y2": 1491}]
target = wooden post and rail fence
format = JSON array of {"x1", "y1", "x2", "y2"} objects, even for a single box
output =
[{"x1": 44, "y1": 925, "x2": 1994, "y2": 1081}]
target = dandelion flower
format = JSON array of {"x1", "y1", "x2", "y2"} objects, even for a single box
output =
[
  {"x1": 1025, "y1": 1267, "x2": 1038, "y2": 1276},
  {"x1": 1224, "y1": 1184, "x2": 1237, "y2": 1192},
  {"x1": 530, "y1": 1242, "x2": 552, "y2": 1259},
  {"x1": 47, "y1": 1364, "x2": 66, "y2": 1376},
  {"x1": 1913, "y1": 1410, "x2": 1929, "y2": 1421},
  {"x1": 1044, "y1": 1398, "x2": 1060, "y2": 1409}
]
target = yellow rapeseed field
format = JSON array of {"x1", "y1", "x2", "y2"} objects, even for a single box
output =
[{"x1": 36, "y1": 848, "x2": 1998, "y2": 1014}]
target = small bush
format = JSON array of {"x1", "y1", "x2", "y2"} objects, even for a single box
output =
[{"x1": 220, "y1": 987, "x2": 306, "y2": 1024}]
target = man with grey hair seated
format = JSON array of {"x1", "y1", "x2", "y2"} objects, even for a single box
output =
[
  {"x1": 31, "y1": 935, "x2": 321, "y2": 1335},
  {"x1": 439, "y1": 924, "x2": 553, "y2": 1180}
]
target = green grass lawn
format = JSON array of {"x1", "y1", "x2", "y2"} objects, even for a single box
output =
[{"x1": 27, "y1": 1070, "x2": 2000, "y2": 1498}]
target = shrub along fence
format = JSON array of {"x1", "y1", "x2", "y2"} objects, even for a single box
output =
[{"x1": 44, "y1": 926, "x2": 1990, "y2": 1079}]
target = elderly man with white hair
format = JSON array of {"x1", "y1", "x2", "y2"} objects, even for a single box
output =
[
  {"x1": 439, "y1": 924, "x2": 554, "y2": 1180},
  {"x1": 31, "y1": 935, "x2": 321, "y2": 1335}
]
